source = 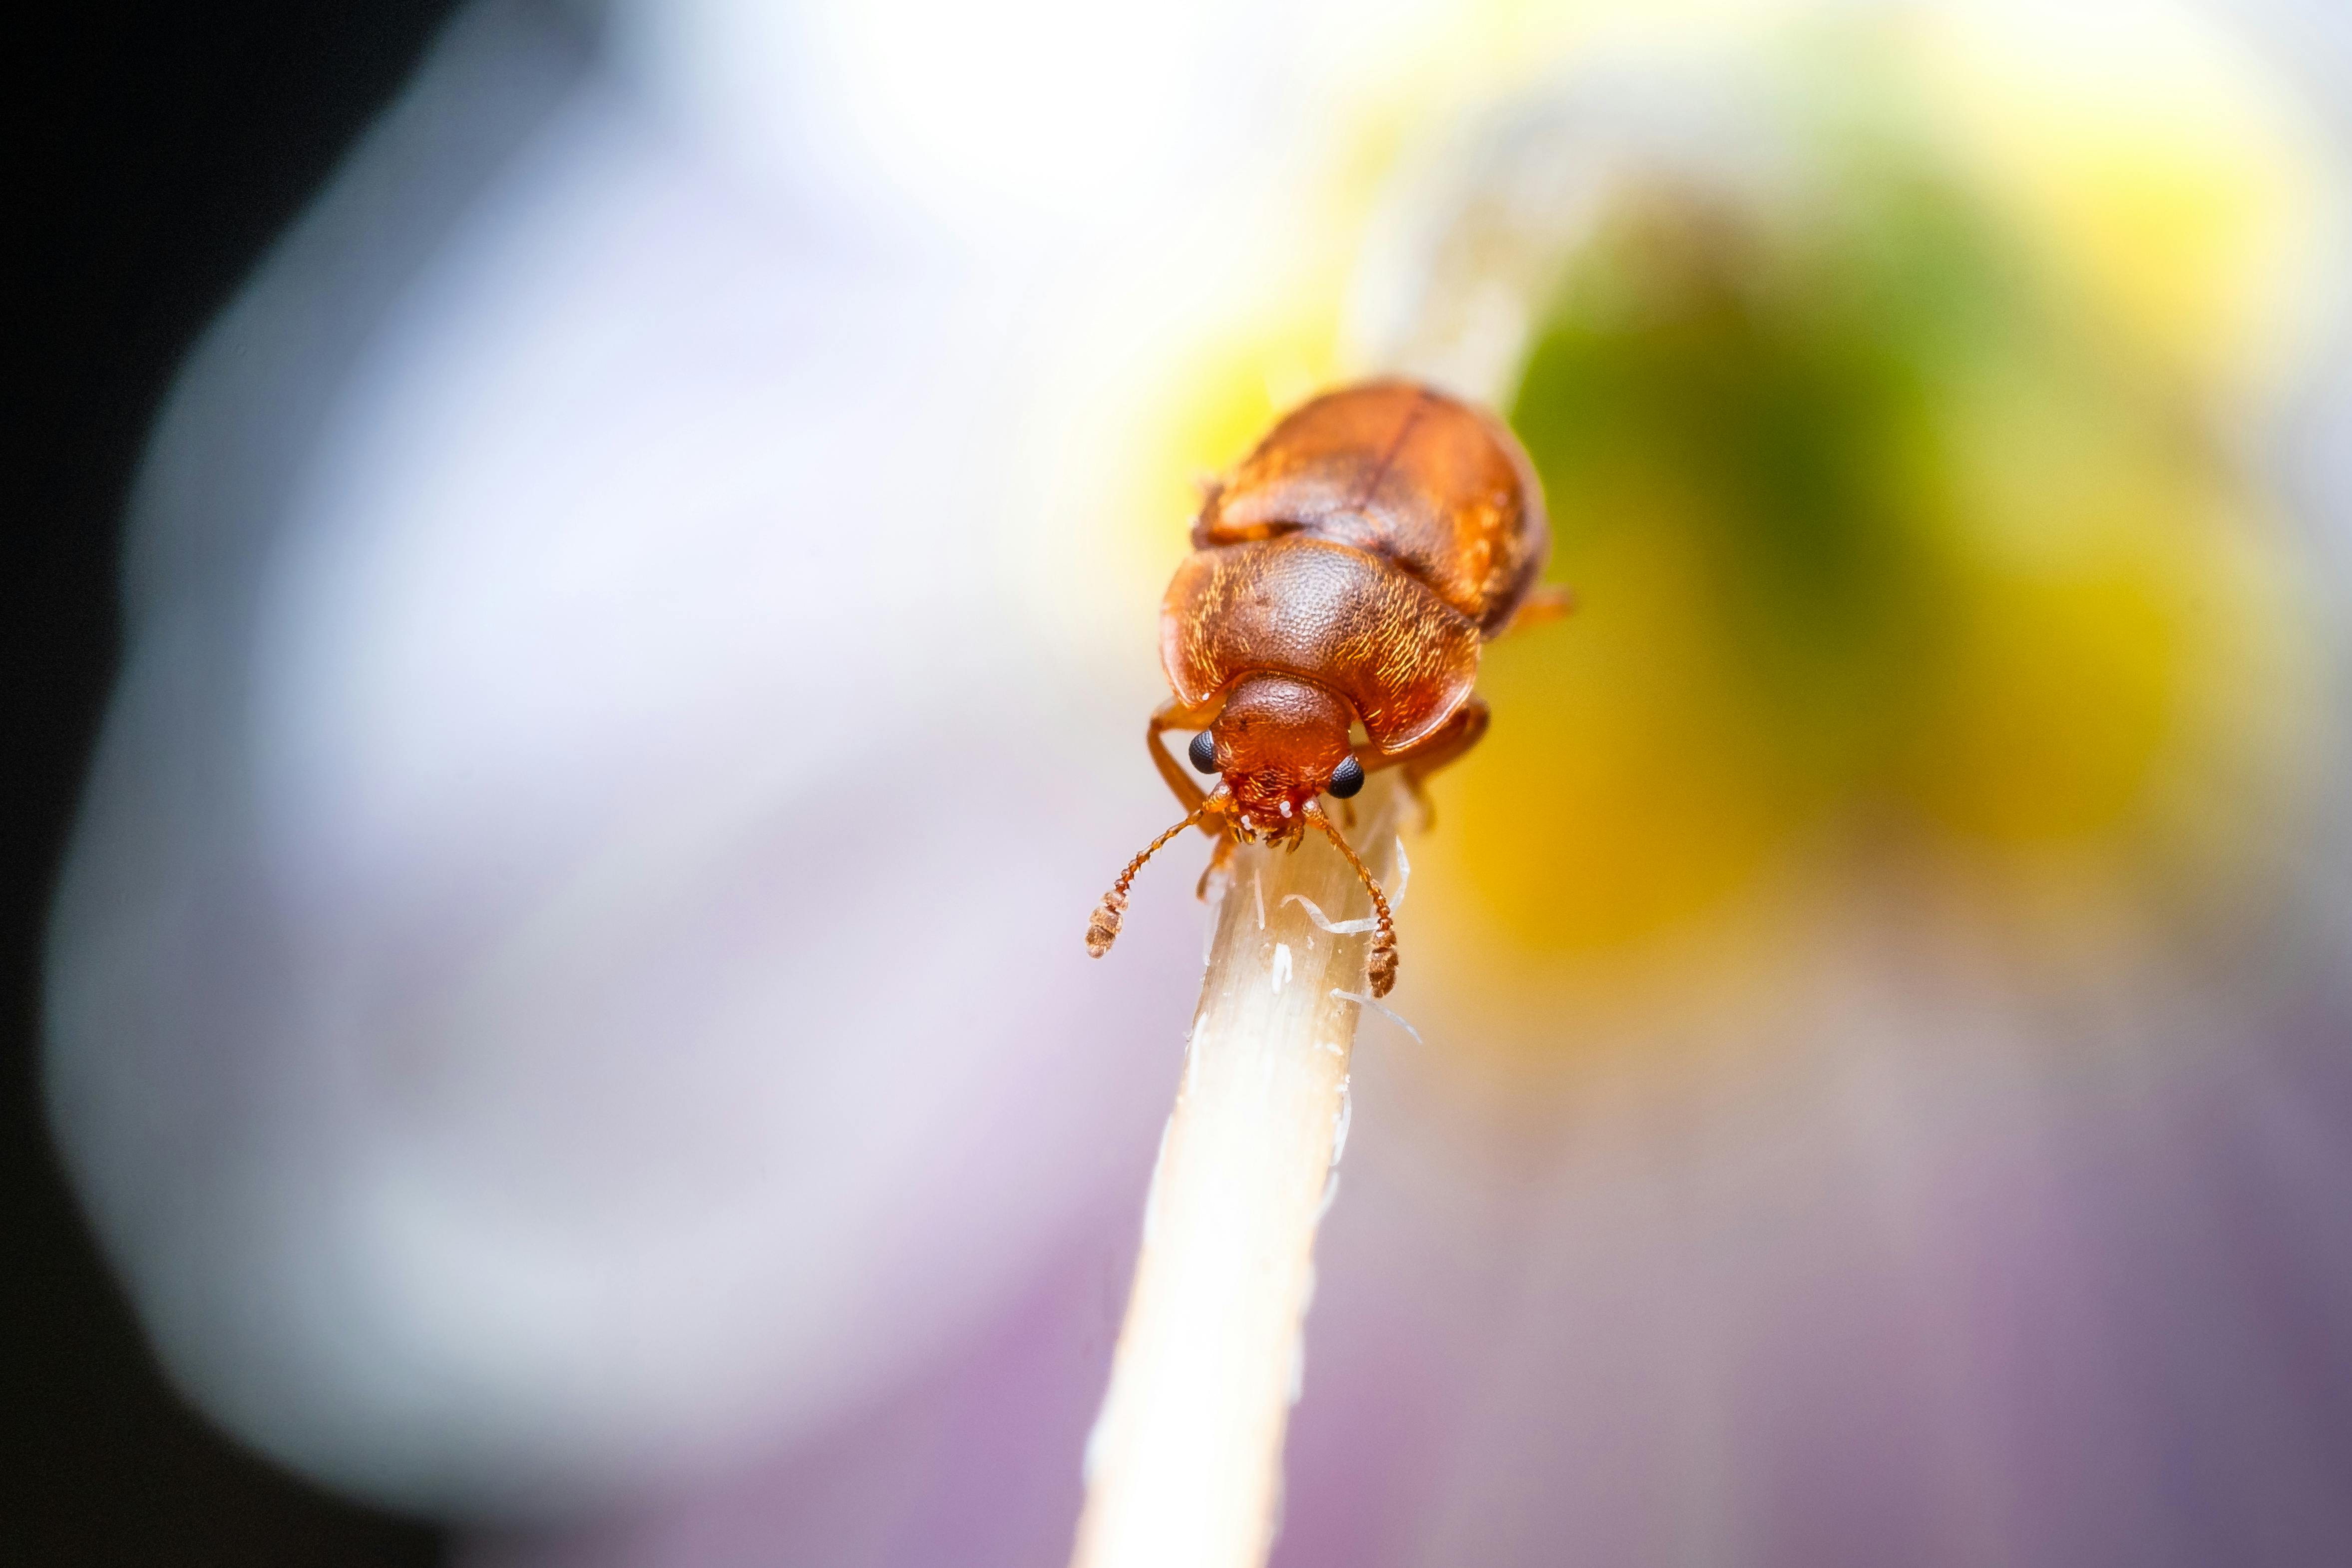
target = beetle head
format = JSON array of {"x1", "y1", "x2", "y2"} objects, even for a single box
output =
[{"x1": 1198, "y1": 674, "x2": 1358, "y2": 838}]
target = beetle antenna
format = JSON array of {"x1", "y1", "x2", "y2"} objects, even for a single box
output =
[
  {"x1": 1088, "y1": 805, "x2": 1210, "y2": 959},
  {"x1": 1304, "y1": 804, "x2": 1398, "y2": 997}
]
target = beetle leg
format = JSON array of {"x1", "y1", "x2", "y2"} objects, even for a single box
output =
[
  {"x1": 1499, "y1": 584, "x2": 1575, "y2": 638},
  {"x1": 1358, "y1": 696, "x2": 1490, "y2": 781},
  {"x1": 1356, "y1": 697, "x2": 1491, "y2": 831},
  {"x1": 1147, "y1": 696, "x2": 1226, "y2": 824}
]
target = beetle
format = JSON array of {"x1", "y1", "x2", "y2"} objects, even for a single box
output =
[{"x1": 1086, "y1": 379, "x2": 1565, "y2": 997}]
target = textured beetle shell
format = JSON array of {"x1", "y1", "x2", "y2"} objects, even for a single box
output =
[
  {"x1": 1163, "y1": 380, "x2": 1549, "y2": 747},
  {"x1": 1163, "y1": 540, "x2": 1481, "y2": 747}
]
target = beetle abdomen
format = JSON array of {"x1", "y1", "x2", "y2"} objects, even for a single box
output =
[{"x1": 1192, "y1": 380, "x2": 1548, "y2": 636}]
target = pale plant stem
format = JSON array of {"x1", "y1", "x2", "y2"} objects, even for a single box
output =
[{"x1": 1071, "y1": 774, "x2": 1406, "y2": 1568}]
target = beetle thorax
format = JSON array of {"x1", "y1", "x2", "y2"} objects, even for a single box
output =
[{"x1": 1207, "y1": 675, "x2": 1355, "y2": 834}]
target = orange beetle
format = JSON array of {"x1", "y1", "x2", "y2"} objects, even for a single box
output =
[{"x1": 1086, "y1": 380, "x2": 1564, "y2": 996}]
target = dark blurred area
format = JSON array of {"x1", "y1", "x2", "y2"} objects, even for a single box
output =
[{"x1": 10, "y1": 4, "x2": 454, "y2": 1561}]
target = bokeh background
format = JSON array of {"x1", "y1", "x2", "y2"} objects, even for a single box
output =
[
  {"x1": 18, "y1": 8, "x2": 459, "y2": 1561},
  {"x1": 20, "y1": 1, "x2": 2352, "y2": 1564}
]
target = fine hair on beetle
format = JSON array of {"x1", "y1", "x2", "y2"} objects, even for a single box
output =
[{"x1": 1088, "y1": 379, "x2": 1569, "y2": 999}]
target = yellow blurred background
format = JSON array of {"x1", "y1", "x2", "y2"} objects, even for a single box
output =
[{"x1": 1131, "y1": 0, "x2": 2334, "y2": 1075}]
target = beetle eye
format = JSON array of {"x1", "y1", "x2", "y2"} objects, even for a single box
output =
[
  {"x1": 1327, "y1": 755, "x2": 1365, "y2": 798},
  {"x1": 1187, "y1": 731, "x2": 1218, "y2": 774}
]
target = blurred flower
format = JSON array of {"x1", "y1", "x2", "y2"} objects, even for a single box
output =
[
  {"x1": 44, "y1": 0, "x2": 2352, "y2": 1564},
  {"x1": 43, "y1": 0, "x2": 1214, "y2": 1510},
  {"x1": 1377, "y1": 3, "x2": 2334, "y2": 1070}
]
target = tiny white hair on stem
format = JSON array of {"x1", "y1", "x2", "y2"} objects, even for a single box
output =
[
  {"x1": 1331, "y1": 988, "x2": 1424, "y2": 1047},
  {"x1": 1314, "y1": 1169, "x2": 1342, "y2": 1223},
  {"x1": 1139, "y1": 1114, "x2": 1176, "y2": 1250},
  {"x1": 1201, "y1": 874, "x2": 1228, "y2": 967},
  {"x1": 1281, "y1": 892, "x2": 1380, "y2": 935}
]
